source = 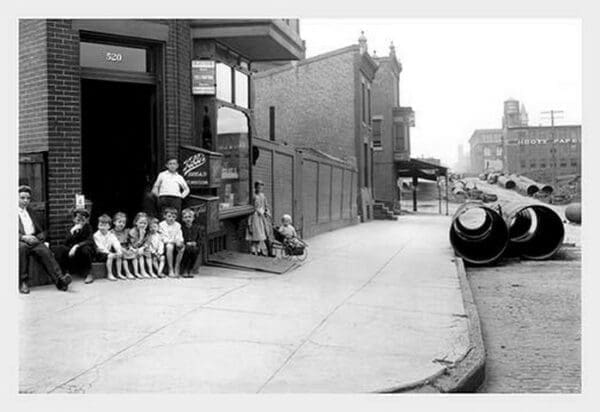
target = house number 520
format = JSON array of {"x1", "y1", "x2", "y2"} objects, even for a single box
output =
[{"x1": 106, "y1": 52, "x2": 123, "y2": 62}]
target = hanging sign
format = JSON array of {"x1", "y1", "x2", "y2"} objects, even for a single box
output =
[{"x1": 192, "y1": 60, "x2": 216, "y2": 95}]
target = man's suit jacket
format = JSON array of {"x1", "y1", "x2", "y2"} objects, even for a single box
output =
[{"x1": 18, "y1": 208, "x2": 46, "y2": 243}]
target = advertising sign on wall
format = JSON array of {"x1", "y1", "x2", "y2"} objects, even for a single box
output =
[{"x1": 192, "y1": 60, "x2": 216, "y2": 95}]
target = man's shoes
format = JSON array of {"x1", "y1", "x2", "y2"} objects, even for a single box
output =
[
  {"x1": 56, "y1": 274, "x2": 72, "y2": 291},
  {"x1": 19, "y1": 282, "x2": 30, "y2": 294},
  {"x1": 84, "y1": 274, "x2": 94, "y2": 284}
]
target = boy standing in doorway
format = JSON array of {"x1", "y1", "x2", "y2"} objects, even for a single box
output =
[{"x1": 152, "y1": 157, "x2": 190, "y2": 217}]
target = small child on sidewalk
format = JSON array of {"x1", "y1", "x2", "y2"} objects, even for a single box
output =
[
  {"x1": 278, "y1": 214, "x2": 302, "y2": 249},
  {"x1": 93, "y1": 214, "x2": 123, "y2": 281},
  {"x1": 129, "y1": 212, "x2": 151, "y2": 279},
  {"x1": 111, "y1": 212, "x2": 135, "y2": 279},
  {"x1": 52, "y1": 208, "x2": 95, "y2": 284},
  {"x1": 159, "y1": 207, "x2": 185, "y2": 278},
  {"x1": 180, "y1": 208, "x2": 202, "y2": 278},
  {"x1": 146, "y1": 217, "x2": 166, "y2": 278}
]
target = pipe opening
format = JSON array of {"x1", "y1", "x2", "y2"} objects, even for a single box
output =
[
  {"x1": 505, "y1": 180, "x2": 516, "y2": 189},
  {"x1": 540, "y1": 185, "x2": 553, "y2": 195},
  {"x1": 507, "y1": 205, "x2": 564, "y2": 260},
  {"x1": 526, "y1": 185, "x2": 539, "y2": 196},
  {"x1": 450, "y1": 204, "x2": 509, "y2": 265}
]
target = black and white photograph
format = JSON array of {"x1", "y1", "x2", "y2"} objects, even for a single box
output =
[{"x1": 3, "y1": 0, "x2": 597, "y2": 408}]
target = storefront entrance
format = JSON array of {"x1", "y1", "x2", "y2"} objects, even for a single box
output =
[{"x1": 81, "y1": 79, "x2": 157, "y2": 223}]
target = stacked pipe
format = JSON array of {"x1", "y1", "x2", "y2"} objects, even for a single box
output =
[
  {"x1": 449, "y1": 200, "x2": 565, "y2": 265},
  {"x1": 508, "y1": 175, "x2": 554, "y2": 196},
  {"x1": 497, "y1": 175, "x2": 516, "y2": 189}
]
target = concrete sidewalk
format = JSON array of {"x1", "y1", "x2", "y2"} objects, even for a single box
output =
[{"x1": 19, "y1": 215, "x2": 474, "y2": 393}]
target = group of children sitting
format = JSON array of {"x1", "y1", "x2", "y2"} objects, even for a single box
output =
[{"x1": 58, "y1": 207, "x2": 202, "y2": 284}]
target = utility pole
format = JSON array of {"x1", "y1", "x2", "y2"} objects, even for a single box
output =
[{"x1": 541, "y1": 110, "x2": 564, "y2": 186}]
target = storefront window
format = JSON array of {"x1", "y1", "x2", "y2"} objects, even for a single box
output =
[
  {"x1": 216, "y1": 62, "x2": 232, "y2": 103},
  {"x1": 235, "y1": 70, "x2": 249, "y2": 109},
  {"x1": 217, "y1": 107, "x2": 250, "y2": 210}
]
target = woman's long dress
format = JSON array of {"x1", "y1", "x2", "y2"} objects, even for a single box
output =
[{"x1": 246, "y1": 193, "x2": 272, "y2": 243}]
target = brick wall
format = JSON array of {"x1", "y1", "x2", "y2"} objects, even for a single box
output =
[
  {"x1": 164, "y1": 20, "x2": 193, "y2": 159},
  {"x1": 45, "y1": 20, "x2": 81, "y2": 241},
  {"x1": 371, "y1": 59, "x2": 398, "y2": 203},
  {"x1": 19, "y1": 19, "x2": 195, "y2": 241},
  {"x1": 19, "y1": 20, "x2": 49, "y2": 154},
  {"x1": 254, "y1": 50, "x2": 357, "y2": 165}
]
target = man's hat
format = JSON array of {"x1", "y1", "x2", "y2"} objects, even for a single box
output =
[
  {"x1": 254, "y1": 180, "x2": 265, "y2": 186},
  {"x1": 72, "y1": 208, "x2": 90, "y2": 218},
  {"x1": 18, "y1": 185, "x2": 32, "y2": 194}
]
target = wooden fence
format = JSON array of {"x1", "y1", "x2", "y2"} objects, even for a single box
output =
[{"x1": 253, "y1": 138, "x2": 358, "y2": 239}]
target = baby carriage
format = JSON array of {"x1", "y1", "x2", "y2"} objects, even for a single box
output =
[{"x1": 272, "y1": 226, "x2": 309, "y2": 261}]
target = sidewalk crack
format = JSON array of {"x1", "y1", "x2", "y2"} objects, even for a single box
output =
[{"x1": 256, "y1": 240, "x2": 411, "y2": 393}]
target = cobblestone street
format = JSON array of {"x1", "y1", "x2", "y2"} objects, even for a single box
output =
[{"x1": 468, "y1": 246, "x2": 581, "y2": 393}]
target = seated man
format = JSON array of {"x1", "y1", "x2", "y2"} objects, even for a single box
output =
[{"x1": 18, "y1": 185, "x2": 72, "y2": 294}]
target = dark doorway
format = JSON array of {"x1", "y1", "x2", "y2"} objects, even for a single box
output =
[{"x1": 81, "y1": 79, "x2": 157, "y2": 224}]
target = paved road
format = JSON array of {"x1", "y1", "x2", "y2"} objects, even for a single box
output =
[{"x1": 468, "y1": 240, "x2": 581, "y2": 393}]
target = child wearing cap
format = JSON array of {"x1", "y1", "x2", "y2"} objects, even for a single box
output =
[{"x1": 52, "y1": 208, "x2": 96, "y2": 284}]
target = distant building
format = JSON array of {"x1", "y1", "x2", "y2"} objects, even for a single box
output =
[
  {"x1": 504, "y1": 124, "x2": 581, "y2": 182},
  {"x1": 371, "y1": 42, "x2": 416, "y2": 206},
  {"x1": 454, "y1": 144, "x2": 470, "y2": 174},
  {"x1": 469, "y1": 128, "x2": 504, "y2": 173},
  {"x1": 469, "y1": 98, "x2": 581, "y2": 181}
]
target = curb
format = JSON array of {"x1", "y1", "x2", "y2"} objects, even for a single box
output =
[{"x1": 384, "y1": 257, "x2": 486, "y2": 393}]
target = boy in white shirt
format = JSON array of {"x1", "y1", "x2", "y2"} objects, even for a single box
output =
[
  {"x1": 159, "y1": 207, "x2": 185, "y2": 278},
  {"x1": 152, "y1": 157, "x2": 190, "y2": 217},
  {"x1": 93, "y1": 214, "x2": 123, "y2": 281}
]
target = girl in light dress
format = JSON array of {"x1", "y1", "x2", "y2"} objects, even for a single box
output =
[
  {"x1": 110, "y1": 212, "x2": 136, "y2": 279},
  {"x1": 245, "y1": 180, "x2": 273, "y2": 256},
  {"x1": 128, "y1": 212, "x2": 151, "y2": 278}
]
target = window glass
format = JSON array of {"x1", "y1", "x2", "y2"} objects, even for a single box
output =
[
  {"x1": 372, "y1": 119, "x2": 382, "y2": 148},
  {"x1": 235, "y1": 70, "x2": 249, "y2": 109},
  {"x1": 217, "y1": 107, "x2": 250, "y2": 210},
  {"x1": 361, "y1": 82, "x2": 366, "y2": 123},
  {"x1": 216, "y1": 62, "x2": 232, "y2": 103},
  {"x1": 483, "y1": 147, "x2": 491, "y2": 157},
  {"x1": 394, "y1": 123, "x2": 405, "y2": 151}
]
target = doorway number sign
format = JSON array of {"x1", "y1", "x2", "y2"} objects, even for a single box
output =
[{"x1": 106, "y1": 52, "x2": 123, "y2": 63}]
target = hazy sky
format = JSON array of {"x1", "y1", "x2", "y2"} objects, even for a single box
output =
[{"x1": 300, "y1": 19, "x2": 581, "y2": 166}]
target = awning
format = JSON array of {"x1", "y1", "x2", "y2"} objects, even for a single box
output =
[
  {"x1": 397, "y1": 158, "x2": 448, "y2": 182},
  {"x1": 190, "y1": 19, "x2": 305, "y2": 61}
]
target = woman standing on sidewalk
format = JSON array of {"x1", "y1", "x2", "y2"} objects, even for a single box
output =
[{"x1": 246, "y1": 180, "x2": 273, "y2": 256}]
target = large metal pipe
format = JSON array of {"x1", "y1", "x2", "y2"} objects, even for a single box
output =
[
  {"x1": 513, "y1": 176, "x2": 540, "y2": 196},
  {"x1": 497, "y1": 175, "x2": 516, "y2": 190},
  {"x1": 539, "y1": 184, "x2": 554, "y2": 195},
  {"x1": 449, "y1": 202, "x2": 509, "y2": 265},
  {"x1": 500, "y1": 202, "x2": 565, "y2": 260}
]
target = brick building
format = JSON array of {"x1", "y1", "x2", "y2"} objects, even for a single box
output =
[
  {"x1": 469, "y1": 98, "x2": 582, "y2": 182},
  {"x1": 370, "y1": 43, "x2": 446, "y2": 212},
  {"x1": 505, "y1": 124, "x2": 582, "y2": 182},
  {"x1": 469, "y1": 128, "x2": 504, "y2": 174},
  {"x1": 19, "y1": 19, "x2": 305, "y2": 251},
  {"x1": 253, "y1": 32, "x2": 378, "y2": 220}
]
